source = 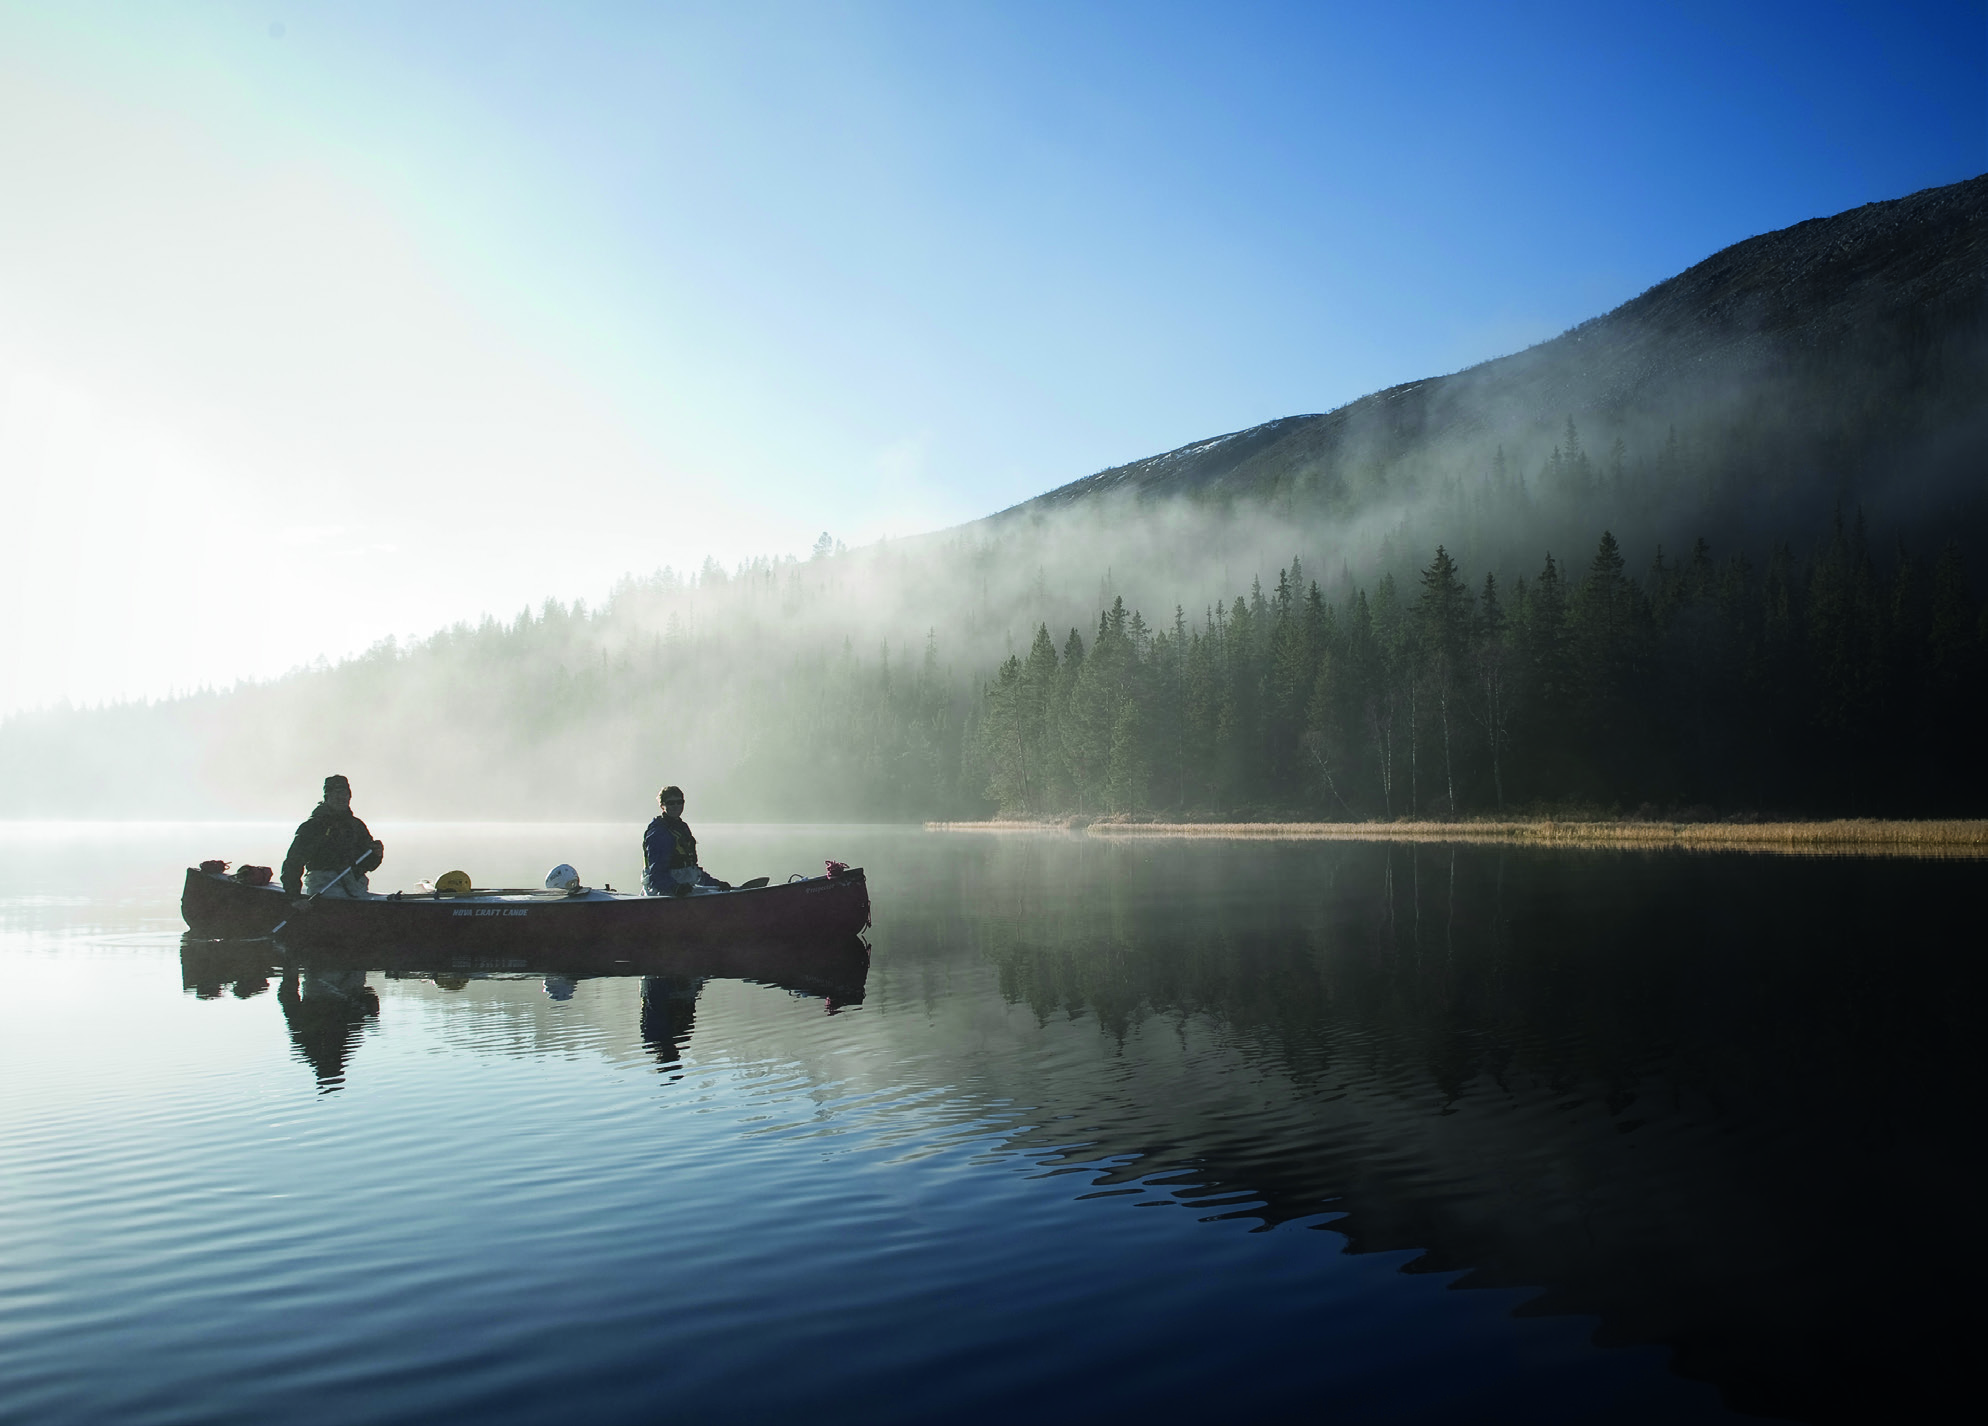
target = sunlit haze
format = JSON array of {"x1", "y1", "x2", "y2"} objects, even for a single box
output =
[{"x1": 2, "y1": 0, "x2": 1981, "y2": 713}]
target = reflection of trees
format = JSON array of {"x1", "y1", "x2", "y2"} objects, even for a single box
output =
[
  {"x1": 976, "y1": 841, "x2": 1974, "y2": 1130},
  {"x1": 963, "y1": 840, "x2": 1984, "y2": 1422}
]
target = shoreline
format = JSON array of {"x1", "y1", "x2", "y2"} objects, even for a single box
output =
[{"x1": 923, "y1": 817, "x2": 1988, "y2": 858}]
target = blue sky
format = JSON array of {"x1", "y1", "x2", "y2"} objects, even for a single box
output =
[{"x1": 1, "y1": 0, "x2": 1982, "y2": 708}]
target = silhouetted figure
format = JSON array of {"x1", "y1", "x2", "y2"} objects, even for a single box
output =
[{"x1": 281, "y1": 774, "x2": 384, "y2": 897}]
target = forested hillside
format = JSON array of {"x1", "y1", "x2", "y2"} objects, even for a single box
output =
[
  {"x1": 4, "y1": 176, "x2": 1983, "y2": 821},
  {"x1": 979, "y1": 520, "x2": 1988, "y2": 820},
  {"x1": 0, "y1": 558, "x2": 984, "y2": 820},
  {"x1": 8, "y1": 502, "x2": 1979, "y2": 821}
]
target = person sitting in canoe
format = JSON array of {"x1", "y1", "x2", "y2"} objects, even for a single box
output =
[
  {"x1": 280, "y1": 774, "x2": 384, "y2": 898},
  {"x1": 643, "y1": 785, "x2": 729, "y2": 896}
]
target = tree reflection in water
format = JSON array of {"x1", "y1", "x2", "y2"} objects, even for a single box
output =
[{"x1": 954, "y1": 840, "x2": 1983, "y2": 1422}]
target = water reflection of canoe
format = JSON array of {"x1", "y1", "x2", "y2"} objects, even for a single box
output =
[
  {"x1": 181, "y1": 865, "x2": 872, "y2": 951},
  {"x1": 179, "y1": 932, "x2": 872, "y2": 1010}
]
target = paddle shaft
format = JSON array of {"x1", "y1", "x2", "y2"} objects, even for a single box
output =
[{"x1": 268, "y1": 852, "x2": 371, "y2": 936}]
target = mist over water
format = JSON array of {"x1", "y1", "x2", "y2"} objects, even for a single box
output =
[{"x1": 4, "y1": 822, "x2": 1980, "y2": 1423}]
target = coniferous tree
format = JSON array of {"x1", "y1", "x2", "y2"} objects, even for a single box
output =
[
  {"x1": 1473, "y1": 572, "x2": 1510, "y2": 812},
  {"x1": 1417, "y1": 546, "x2": 1472, "y2": 816},
  {"x1": 1368, "y1": 576, "x2": 1408, "y2": 816}
]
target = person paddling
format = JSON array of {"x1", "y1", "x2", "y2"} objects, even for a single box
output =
[
  {"x1": 643, "y1": 785, "x2": 728, "y2": 896},
  {"x1": 281, "y1": 774, "x2": 384, "y2": 898}
]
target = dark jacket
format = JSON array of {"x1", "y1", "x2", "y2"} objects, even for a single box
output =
[
  {"x1": 643, "y1": 812, "x2": 698, "y2": 892},
  {"x1": 281, "y1": 804, "x2": 384, "y2": 894}
]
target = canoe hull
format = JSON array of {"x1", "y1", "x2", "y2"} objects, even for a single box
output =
[{"x1": 181, "y1": 866, "x2": 872, "y2": 953}]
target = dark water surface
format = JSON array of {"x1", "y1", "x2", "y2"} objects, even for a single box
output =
[{"x1": 2, "y1": 823, "x2": 1981, "y2": 1424}]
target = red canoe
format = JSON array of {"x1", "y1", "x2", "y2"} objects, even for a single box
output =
[{"x1": 181, "y1": 865, "x2": 872, "y2": 952}]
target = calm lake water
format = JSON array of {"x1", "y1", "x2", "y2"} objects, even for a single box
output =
[{"x1": 1, "y1": 823, "x2": 1980, "y2": 1424}]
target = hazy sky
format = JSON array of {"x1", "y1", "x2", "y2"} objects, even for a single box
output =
[{"x1": 2, "y1": 0, "x2": 1982, "y2": 713}]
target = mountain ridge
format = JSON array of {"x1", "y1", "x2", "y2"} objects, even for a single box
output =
[{"x1": 988, "y1": 173, "x2": 1986, "y2": 524}]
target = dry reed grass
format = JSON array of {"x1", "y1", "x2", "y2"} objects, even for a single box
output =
[{"x1": 923, "y1": 818, "x2": 1988, "y2": 859}]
